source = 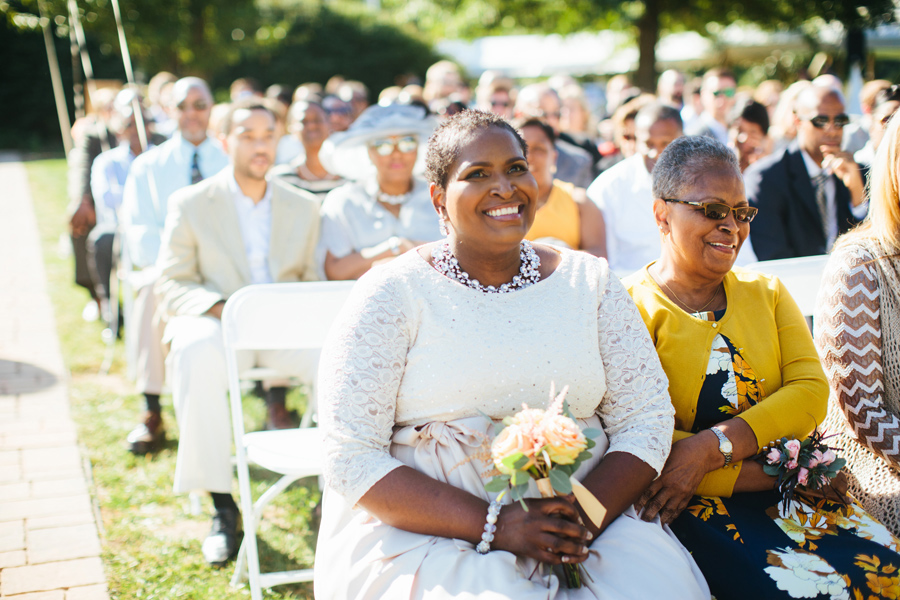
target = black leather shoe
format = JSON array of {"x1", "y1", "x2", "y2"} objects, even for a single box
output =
[
  {"x1": 127, "y1": 411, "x2": 165, "y2": 455},
  {"x1": 202, "y1": 506, "x2": 243, "y2": 567}
]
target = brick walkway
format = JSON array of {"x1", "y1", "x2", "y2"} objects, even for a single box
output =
[{"x1": 0, "y1": 154, "x2": 110, "y2": 599}]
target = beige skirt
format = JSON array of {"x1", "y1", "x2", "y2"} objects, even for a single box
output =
[{"x1": 314, "y1": 415, "x2": 710, "y2": 600}]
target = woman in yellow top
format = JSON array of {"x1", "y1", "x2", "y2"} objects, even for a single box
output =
[
  {"x1": 624, "y1": 135, "x2": 900, "y2": 600},
  {"x1": 519, "y1": 118, "x2": 606, "y2": 257}
]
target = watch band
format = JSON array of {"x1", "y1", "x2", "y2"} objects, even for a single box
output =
[{"x1": 710, "y1": 426, "x2": 733, "y2": 466}]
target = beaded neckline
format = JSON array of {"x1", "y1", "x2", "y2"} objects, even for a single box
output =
[{"x1": 430, "y1": 240, "x2": 541, "y2": 293}]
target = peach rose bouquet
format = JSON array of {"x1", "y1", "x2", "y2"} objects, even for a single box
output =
[{"x1": 484, "y1": 385, "x2": 601, "y2": 588}]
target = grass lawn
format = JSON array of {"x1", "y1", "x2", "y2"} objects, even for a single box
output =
[{"x1": 25, "y1": 158, "x2": 318, "y2": 599}]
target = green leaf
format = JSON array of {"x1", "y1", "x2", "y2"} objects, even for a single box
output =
[
  {"x1": 582, "y1": 428, "x2": 602, "y2": 439},
  {"x1": 510, "y1": 470, "x2": 529, "y2": 486},
  {"x1": 549, "y1": 469, "x2": 572, "y2": 494},
  {"x1": 484, "y1": 476, "x2": 510, "y2": 492},
  {"x1": 501, "y1": 453, "x2": 524, "y2": 469},
  {"x1": 513, "y1": 454, "x2": 531, "y2": 469}
]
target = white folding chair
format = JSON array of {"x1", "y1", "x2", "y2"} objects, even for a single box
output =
[
  {"x1": 221, "y1": 280, "x2": 356, "y2": 599},
  {"x1": 744, "y1": 254, "x2": 830, "y2": 317}
]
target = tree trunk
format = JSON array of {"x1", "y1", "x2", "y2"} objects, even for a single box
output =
[{"x1": 635, "y1": 0, "x2": 660, "y2": 92}]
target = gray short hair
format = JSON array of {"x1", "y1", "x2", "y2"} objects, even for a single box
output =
[{"x1": 652, "y1": 135, "x2": 741, "y2": 200}]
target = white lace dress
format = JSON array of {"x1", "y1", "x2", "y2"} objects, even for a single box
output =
[{"x1": 314, "y1": 248, "x2": 710, "y2": 599}]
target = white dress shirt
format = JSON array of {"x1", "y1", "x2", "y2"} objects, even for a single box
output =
[
  {"x1": 90, "y1": 142, "x2": 152, "y2": 227},
  {"x1": 227, "y1": 169, "x2": 274, "y2": 285},
  {"x1": 587, "y1": 154, "x2": 756, "y2": 275},
  {"x1": 120, "y1": 133, "x2": 228, "y2": 269}
]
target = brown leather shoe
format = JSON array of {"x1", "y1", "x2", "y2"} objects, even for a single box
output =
[
  {"x1": 127, "y1": 411, "x2": 165, "y2": 455},
  {"x1": 264, "y1": 403, "x2": 298, "y2": 430}
]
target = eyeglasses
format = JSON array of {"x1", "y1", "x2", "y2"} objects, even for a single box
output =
[
  {"x1": 712, "y1": 88, "x2": 736, "y2": 98},
  {"x1": 369, "y1": 135, "x2": 418, "y2": 156},
  {"x1": 177, "y1": 101, "x2": 209, "y2": 112},
  {"x1": 663, "y1": 198, "x2": 758, "y2": 223},
  {"x1": 806, "y1": 114, "x2": 850, "y2": 129},
  {"x1": 491, "y1": 100, "x2": 510, "y2": 108}
]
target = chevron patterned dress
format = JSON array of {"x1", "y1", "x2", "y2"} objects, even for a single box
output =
[{"x1": 815, "y1": 238, "x2": 900, "y2": 537}]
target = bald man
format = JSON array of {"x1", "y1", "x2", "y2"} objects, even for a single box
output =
[{"x1": 744, "y1": 85, "x2": 868, "y2": 260}]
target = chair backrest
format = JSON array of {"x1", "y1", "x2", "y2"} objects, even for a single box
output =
[
  {"x1": 743, "y1": 255, "x2": 829, "y2": 317},
  {"x1": 221, "y1": 281, "x2": 357, "y2": 351}
]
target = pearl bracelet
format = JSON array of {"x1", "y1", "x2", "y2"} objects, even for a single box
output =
[{"x1": 475, "y1": 500, "x2": 502, "y2": 554}]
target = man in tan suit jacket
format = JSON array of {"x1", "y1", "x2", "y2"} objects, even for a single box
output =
[{"x1": 154, "y1": 99, "x2": 319, "y2": 565}]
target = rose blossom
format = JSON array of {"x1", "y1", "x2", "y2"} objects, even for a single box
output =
[
  {"x1": 542, "y1": 414, "x2": 587, "y2": 465},
  {"x1": 766, "y1": 448, "x2": 782, "y2": 464},
  {"x1": 784, "y1": 439, "x2": 801, "y2": 461},
  {"x1": 808, "y1": 449, "x2": 825, "y2": 469},
  {"x1": 492, "y1": 423, "x2": 536, "y2": 475},
  {"x1": 798, "y1": 467, "x2": 809, "y2": 486},
  {"x1": 786, "y1": 459, "x2": 799, "y2": 470},
  {"x1": 821, "y1": 450, "x2": 836, "y2": 466}
]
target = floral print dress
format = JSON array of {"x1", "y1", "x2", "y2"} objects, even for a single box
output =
[{"x1": 670, "y1": 309, "x2": 900, "y2": 600}]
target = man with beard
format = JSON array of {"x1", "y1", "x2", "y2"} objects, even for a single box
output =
[
  {"x1": 154, "y1": 99, "x2": 320, "y2": 565},
  {"x1": 745, "y1": 84, "x2": 868, "y2": 260}
]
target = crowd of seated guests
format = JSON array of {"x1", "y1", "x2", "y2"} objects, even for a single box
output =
[{"x1": 66, "y1": 61, "x2": 900, "y2": 591}]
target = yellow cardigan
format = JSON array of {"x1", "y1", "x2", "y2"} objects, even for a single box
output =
[{"x1": 623, "y1": 266, "x2": 828, "y2": 497}]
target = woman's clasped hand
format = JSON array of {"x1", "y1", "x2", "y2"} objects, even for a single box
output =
[{"x1": 491, "y1": 497, "x2": 593, "y2": 566}]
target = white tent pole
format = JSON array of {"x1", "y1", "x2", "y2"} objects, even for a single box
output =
[
  {"x1": 38, "y1": 0, "x2": 73, "y2": 155},
  {"x1": 108, "y1": 0, "x2": 148, "y2": 152}
]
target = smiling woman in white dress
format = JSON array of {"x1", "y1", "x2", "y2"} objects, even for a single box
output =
[{"x1": 314, "y1": 110, "x2": 710, "y2": 599}]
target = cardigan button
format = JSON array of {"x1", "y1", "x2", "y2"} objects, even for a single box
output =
[{"x1": 712, "y1": 323, "x2": 718, "y2": 328}]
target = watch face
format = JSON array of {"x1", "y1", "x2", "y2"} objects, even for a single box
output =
[{"x1": 721, "y1": 440, "x2": 733, "y2": 453}]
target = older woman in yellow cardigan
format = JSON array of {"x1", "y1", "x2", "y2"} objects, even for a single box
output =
[{"x1": 624, "y1": 136, "x2": 900, "y2": 600}]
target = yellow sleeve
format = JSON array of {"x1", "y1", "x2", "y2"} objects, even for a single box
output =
[
  {"x1": 734, "y1": 279, "x2": 829, "y2": 451},
  {"x1": 672, "y1": 430, "x2": 743, "y2": 497}
]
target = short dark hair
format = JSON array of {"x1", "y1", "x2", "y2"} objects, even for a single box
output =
[
  {"x1": 425, "y1": 109, "x2": 526, "y2": 189},
  {"x1": 515, "y1": 117, "x2": 556, "y2": 144},
  {"x1": 652, "y1": 135, "x2": 741, "y2": 200},
  {"x1": 731, "y1": 98, "x2": 770, "y2": 134},
  {"x1": 221, "y1": 99, "x2": 276, "y2": 136}
]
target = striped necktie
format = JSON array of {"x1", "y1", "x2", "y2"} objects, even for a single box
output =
[
  {"x1": 812, "y1": 172, "x2": 836, "y2": 251},
  {"x1": 191, "y1": 150, "x2": 203, "y2": 184}
]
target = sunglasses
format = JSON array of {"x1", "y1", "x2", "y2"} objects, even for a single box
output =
[
  {"x1": 177, "y1": 101, "x2": 209, "y2": 112},
  {"x1": 806, "y1": 114, "x2": 850, "y2": 129},
  {"x1": 369, "y1": 135, "x2": 418, "y2": 156},
  {"x1": 663, "y1": 198, "x2": 758, "y2": 223},
  {"x1": 712, "y1": 88, "x2": 736, "y2": 98}
]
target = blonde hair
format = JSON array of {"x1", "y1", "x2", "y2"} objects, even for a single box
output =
[{"x1": 845, "y1": 109, "x2": 900, "y2": 252}]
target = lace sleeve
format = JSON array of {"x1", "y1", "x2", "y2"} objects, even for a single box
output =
[
  {"x1": 317, "y1": 272, "x2": 412, "y2": 506},
  {"x1": 596, "y1": 272, "x2": 675, "y2": 475},
  {"x1": 815, "y1": 245, "x2": 900, "y2": 469}
]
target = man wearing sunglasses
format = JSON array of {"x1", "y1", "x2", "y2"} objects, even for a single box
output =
[
  {"x1": 744, "y1": 84, "x2": 868, "y2": 261},
  {"x1": 686, "y1": 68, "x2": 737, "y2": 145}
]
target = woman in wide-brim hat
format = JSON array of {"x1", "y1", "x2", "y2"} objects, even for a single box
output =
[{"x1": 316, "y1": 104, "x2": 442, "y2": 280}]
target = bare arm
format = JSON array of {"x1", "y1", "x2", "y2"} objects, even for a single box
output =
[
  {"x1": 572, "y1": 187, "x2": 607, "y2": 258},
  {"x1": 358, "y1": 466, "x2": 592, "y2": 565},
  {"x1": 323, "y1": 238, "x2": 418, "y2": 280},
  {"x1": 637, "y1": 418, "x2": 767, "y2": 524}
]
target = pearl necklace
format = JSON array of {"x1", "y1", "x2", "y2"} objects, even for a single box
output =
[{"x1": 431, "y1": 240, "x2": 541, "y2": 293}]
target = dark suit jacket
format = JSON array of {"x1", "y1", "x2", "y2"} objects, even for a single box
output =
[{"x1": 744, "y1": 141, "x2": 860, "y2": 261}]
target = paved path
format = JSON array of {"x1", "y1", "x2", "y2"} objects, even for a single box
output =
[{"x1": 0, "y1": 154, "x2": 110, "y2": 599}]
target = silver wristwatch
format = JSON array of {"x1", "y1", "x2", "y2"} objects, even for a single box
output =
[{"x1": 710, "y1": 426, "x2": 733, "y2": 466}]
